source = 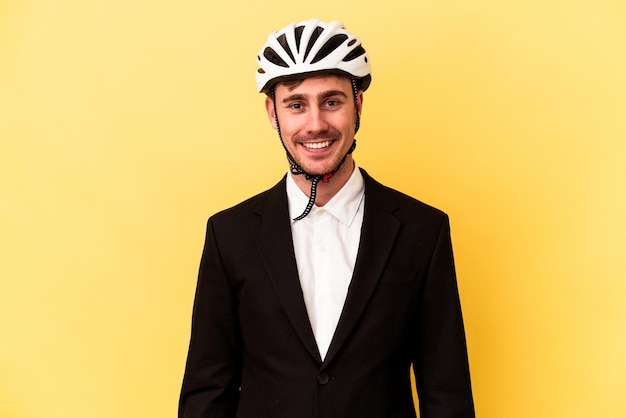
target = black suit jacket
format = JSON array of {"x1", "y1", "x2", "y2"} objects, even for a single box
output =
[{"x1": 180, "y1": 169, "x2": 474, "y2": 418}]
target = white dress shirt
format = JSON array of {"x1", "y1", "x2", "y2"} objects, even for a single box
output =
[{"x1": 286, "y1": 164, "x2": 365, "y2": 360}]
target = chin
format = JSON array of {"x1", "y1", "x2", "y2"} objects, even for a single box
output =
[
  {"x1": 292, "y1": 148, "x2": 352, "y2": 176},
  {"x1": 300, "y1": 160, "x2": 340, "y2": 176}
]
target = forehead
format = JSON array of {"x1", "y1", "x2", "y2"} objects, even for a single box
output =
[{"x1": 274, "y1": 74, "x2": 352, "y2": 97}]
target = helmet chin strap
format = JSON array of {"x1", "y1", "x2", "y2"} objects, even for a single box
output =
[{"x1": 271, "y1": 79, "x2": 361, "y2": 221}]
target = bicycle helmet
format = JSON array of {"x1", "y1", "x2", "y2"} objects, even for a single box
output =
[
  {"x1": 256, "y1": 19, "x2": 372, "y2": 220},
  {"x1": 256, "y1": 19, "x2": 371, "y2": 94}
]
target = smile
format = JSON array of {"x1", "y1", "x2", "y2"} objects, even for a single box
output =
[{"x1": 302, "y1": 140, "x2": 332, "y2": 150}]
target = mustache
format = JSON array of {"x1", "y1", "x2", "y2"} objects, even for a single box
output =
[{"x1": 294, "y1": 130, "x2": 340, "y2": 142}]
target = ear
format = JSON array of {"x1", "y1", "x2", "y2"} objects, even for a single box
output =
[{"x1": 265, "y1": 96, "x2": 278, "y2": 130}]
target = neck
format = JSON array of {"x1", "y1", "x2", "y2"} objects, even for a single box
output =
[{"x1": 291, "y1": 157, "x2": 355, "y2": 207}]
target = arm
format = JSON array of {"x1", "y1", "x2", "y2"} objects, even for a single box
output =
[
  {"x1": 179, "y1": 218, "x2": 242, "y2": 418},
  {"x1": 413, "y1": 215, "x2": 475, "y2": 417}
]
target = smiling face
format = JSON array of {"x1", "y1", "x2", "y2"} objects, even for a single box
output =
[{"x1": 266, "y1": 74, "x2": 363, "y2": 177}]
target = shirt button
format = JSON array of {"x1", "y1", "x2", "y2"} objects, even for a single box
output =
[
  {"x1": 319, "y1": 245, "x2": 326, "y2": 252},
  {"x1": 320, "y1": 296, "x2": 327, "y2": 304},
  {"x1": 317, "y1": 210, "x2": 325, "y2": 216},
  {"x1": 317, "y1": 372, "x2": 329, "y2": 385}
]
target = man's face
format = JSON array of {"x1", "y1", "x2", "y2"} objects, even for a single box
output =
[{"x1": 266, "y1": 74, "x2": 363, "y2": 177}]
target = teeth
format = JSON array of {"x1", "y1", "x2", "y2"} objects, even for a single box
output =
[{"x1": 303, "y1": 141, "x2": 331, "y2": 149}]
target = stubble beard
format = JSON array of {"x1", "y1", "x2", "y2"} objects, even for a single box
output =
[{"x1": 290, "y1": 129, "x2": 347, "y2": 176}]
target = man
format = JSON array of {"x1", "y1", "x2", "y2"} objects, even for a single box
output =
[{"x1": 180, "y1": 19, "x2": 475, "y2": 418}]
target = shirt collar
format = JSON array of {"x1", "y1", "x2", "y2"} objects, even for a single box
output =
[{"x1": 286, "y1": 163, "x2": 365, "y2": 227}]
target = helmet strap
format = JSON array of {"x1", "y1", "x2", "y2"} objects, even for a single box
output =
[
  {"x1": 271, "y1": 81, "x2": 360, "y2": 221},
  {"x1": 352, "y1": 78, "x2": 361, "y2": 135}
]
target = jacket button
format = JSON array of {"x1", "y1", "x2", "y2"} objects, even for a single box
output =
[{"x1": 317, "y1": 372, "x2": 329, "y2": 385}]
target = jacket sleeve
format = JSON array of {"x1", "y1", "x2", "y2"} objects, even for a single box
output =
[
  {"x1": 413, "y1": 214, "x2": 475, "y2": 417},
  {"x1": 179, "y1": 218, "x2": 241, "y2": 418}
]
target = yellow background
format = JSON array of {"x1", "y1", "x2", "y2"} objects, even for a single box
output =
[{"x1": 1, "y1": 1, "x2": 625, "y2": 417}]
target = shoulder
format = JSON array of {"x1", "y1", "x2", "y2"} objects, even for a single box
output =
[
  {"x1": 208, "y1": 176, "x2": 287, "y2": 225},
  {"x1": 360, "y1": 168, "x2": 448, "y2": 222}
]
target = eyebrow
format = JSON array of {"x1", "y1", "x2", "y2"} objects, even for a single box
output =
[{"x1": 281, "y1": 90, "x2": 349, "y2": 104}]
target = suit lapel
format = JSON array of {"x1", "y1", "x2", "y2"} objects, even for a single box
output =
[
  {"x1": 323, "y1": 170, "x2": 401, "y2": 366},
  {"x1": 254, "y1": 178, "x2": 322, "y2": 363}
]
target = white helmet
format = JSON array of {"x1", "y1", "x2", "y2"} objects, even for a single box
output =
[{"x1": 256, "y1": 19, "x2": 372, "y2": 94}]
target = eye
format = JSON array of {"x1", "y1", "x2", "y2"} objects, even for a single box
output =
[
  {"x1": 289, "y1": 103, "x2": 302, "y2": 110},
  {"x1": 326, "y1": 100, "x2": 337, "y2": 107}
]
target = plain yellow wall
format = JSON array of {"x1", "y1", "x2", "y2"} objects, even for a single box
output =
[{"x1": 1, "y1": 1, "x2": 625, "y2": 417}]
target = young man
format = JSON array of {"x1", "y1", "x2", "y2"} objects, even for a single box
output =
[{"x1": 180, "y1": 19, "x2": 475, "y2": 418}]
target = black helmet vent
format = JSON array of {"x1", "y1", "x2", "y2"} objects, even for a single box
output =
[
  {"x1": 263, "y1": 47, "x2": 289, "y2": 68},
  {"x1": 342, "y1": 45, "x2": 366, "y2": 62},
  {"x1": 311, "y1": 34, "x2": 349, "y2": 64},
  {"x1": 303, "y1": 26, "x2": 324, "y2": 62},
  {"x1": 295, "y1": 25, "x2": 304, "y2": 52},
  {"x1": 277, "y1": 34, "x2": 295, "y2": 64}
]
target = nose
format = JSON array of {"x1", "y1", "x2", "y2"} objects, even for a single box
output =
[{"x1": 304, "y1": 107, "x2": 329, "y2": 133}]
